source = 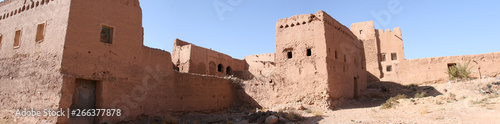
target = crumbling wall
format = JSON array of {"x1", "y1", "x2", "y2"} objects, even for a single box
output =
[
  {"x1": 388, "y1": 52, "x2": 500, "y2": 84},
  {"x1": 171, "y1": 39, "x2": 245, "y2": 77},
  {"x1": 243, "y1": 53, "x2": 275, "y2": 79},
  {"x1": 272, "y1": 11, "x2": 331, "y2": 108},
  {"x1": 0, "y1": 0, "x2": 71, "y2": 123}
]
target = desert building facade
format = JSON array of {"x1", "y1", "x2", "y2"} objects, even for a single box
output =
[{"x1": 1, "y1": 0, "x2": 500, "y2": 123}]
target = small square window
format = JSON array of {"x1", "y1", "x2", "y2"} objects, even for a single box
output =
[
  {"x1": 386, "y1": 65, "x2": 392, "y2": 72},
  {"x1": 359, "y1": 30, "x2": 363, "y2": 34},
  {"x1": 14, "y1": 30, "x2": 21, "y2": 48},
  {"x1": 380, "y1": 53, "x2": 386, "y2": 62},
  {"x1": 306, "y1": 49, "x2": 312, "y2": 56},
  {"x1": 100, "y1": 25, "x2": 113, "y2": 44},
  {"x1": 391, "y1": 53, "x2": 397, "y2": 60},
  {"x1": 335, "y1": 51, "x2": 338, "y2": 59},
  {"x1": 36, "y1": 23, "x2": 45, "y2": 42},
  {"x1": 287, "y1": 51, "x2": 293, "y2": 59}
]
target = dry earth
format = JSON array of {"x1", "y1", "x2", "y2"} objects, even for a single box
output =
[{"x1": 299, "y1": 77, "x2": 500, "y2": 124}]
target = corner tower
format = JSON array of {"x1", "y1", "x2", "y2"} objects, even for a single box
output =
[{"x1": 351, "y1": 21, "x2": 405, "y2": 81}]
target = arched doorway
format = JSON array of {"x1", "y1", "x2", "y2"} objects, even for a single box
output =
[
  {"x1": 217, "y1": 64, "x2": 223, "y2": 72},
  {"x1": 226, "y1": 66, "x2": 232, "y2": 75}
]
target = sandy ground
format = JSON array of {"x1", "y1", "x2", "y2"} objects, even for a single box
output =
[{"x1": 297, "y1": 78, "x2": 500, "y2": 124}]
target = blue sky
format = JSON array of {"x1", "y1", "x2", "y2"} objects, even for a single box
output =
[{"x1": 138, "y1": 0, "x2": 499, "y2": 59}]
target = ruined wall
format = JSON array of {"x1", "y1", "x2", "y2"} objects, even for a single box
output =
[
  {"x1": 171, "y1": 39, "x2": 245, "y2": 77},
  {"x1": 243, "y1": 53, "x2": 275, "y2": 79},
  {"x1": 0, "y1": 0, "x2": 70, "y2": 123},
  {"x1": 385, "y1": 52, "x2": 500, "y2": 84},
  {"x1": 320, "y1": 11, "x2": 367, "y2": 102}
]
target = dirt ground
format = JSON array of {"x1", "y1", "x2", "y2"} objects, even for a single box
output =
[{"x1": 296, "y1": 77, "x2": 500, "y2": 124}]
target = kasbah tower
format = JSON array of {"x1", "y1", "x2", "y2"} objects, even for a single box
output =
[{"x1": 1, "y1": 0, "x2": 500, "y2": 123}]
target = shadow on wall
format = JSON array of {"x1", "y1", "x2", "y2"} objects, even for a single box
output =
[{"x1": 338, "y1": 72, "x2": 443, "y2": 110}]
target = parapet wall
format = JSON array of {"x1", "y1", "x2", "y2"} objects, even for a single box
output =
[{"x1": 384, "y1": 52, "x2": 500, "y2": 84}]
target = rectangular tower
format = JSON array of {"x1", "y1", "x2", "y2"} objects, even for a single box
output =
[{"x1": 275, "y1": 11, "x2": 367, "y2": 107}]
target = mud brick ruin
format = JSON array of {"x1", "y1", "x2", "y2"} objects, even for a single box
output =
[{"x1": 0, "y1": 0, "x2": 499, "y2": 123}]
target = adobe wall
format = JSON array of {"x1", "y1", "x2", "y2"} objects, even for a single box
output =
[
  {"x1": 351, "y1": 21, "x2": 405, "y2": 82},
  {"x1": 377, "y1": 28, "x2": 405, "y2": 79},
  {"x1": 172, "y1": 39, "x2": 245, "y2": 77},
  {"x1": 351, "y1": 21, "x2": 382, "y2": 81},
  {"x1": 320, "y1": 11, "x2": 367, "y2": 101},
  {"x1": 385, "y1": 52, "x2": 500, "y2": 84},
  {"x1": 59, "y1": 0, "x2": 236, "y2": 123},
  {"x1": 0, "y1": 0, "x2": 70, "y2": 123},
  {"x1": 243, "y1": 53, "x2": 275, "y2": 79}
]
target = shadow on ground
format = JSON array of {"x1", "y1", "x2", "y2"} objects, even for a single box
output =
[{"x1": 338, "y1": 81, "x2": 443, "y2": 110}]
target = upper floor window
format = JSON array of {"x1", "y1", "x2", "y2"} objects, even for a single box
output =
[
  {"x1": 100, "y1": 25, "x2": 113, "y2": 44},
  {"x1": 335, "y1": 51, "x2": 338, "y2": 59},
  {"x1": 391, "y1": 53, "x2": 398, "y2": 60},
  {"x1": 14, "y1": 30, "x2": 21, "y2": 48},
  {"x1": 287, "y1": 51, "x2": 293, "y2": 59},
  {"x1": 36, "y1": 23, "x2": 46, "y2": 42},
  {"x1": 359, "y1": 30, "x2": 363, "y2": 34},
  {"x1": 380, "y1": 53, "x2": 386, "y2": 62},
  {"x1": 386, "y1": 65, "x2": 392, "y2": 72},
  {"x1": 0, "y1": 34, "x2": 3, "y2": 47},
  {"x1": 306, "y1": 48, "x2": 312, "y2": 56}
]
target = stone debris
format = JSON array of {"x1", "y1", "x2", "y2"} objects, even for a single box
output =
[
  {"x1": 245, "y1": 110, "x2": 301, "y2": 124},
  {"x1": 475, "y1": 82, "x2": 500, "y2": 95}
]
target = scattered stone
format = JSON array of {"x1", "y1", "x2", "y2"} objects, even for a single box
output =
[
  {"x1": 256, "y1": 114, "x2": 269, "y2": 124},
  {"x1": 296, "y1": 105, "x2": 305, "y2": 110},
  {"x1": 443, "y1": 89, "x2": 447, "y2": 93},
  {"x1": 278, "y1": 117, "x2": 290, "y2": 124},
  {"x1": 247, "y1": 114, "x2": 259, "y2": 123},
  {"x1": 265, "y1": 115, "x2": 279, "y2": 124}
]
